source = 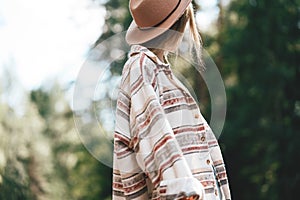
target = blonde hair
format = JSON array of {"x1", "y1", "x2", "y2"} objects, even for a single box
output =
[{"x1": 142, "y1": 4, "x2": 203, "y2": 66}]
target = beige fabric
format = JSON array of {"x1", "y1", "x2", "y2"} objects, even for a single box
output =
[{"x1": 113, "y1": 45, "x2": 231, "y2": 200}]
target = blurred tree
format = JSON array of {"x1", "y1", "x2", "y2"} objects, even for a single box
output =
[
  {"x1": 94, "y1": 0, "x2": 131, "y2": 43},
  {"x1": 93, "y1": 0, "x2": 132, "y2": 75},
  {"x1": 84, "y1": 1, "x2": 132, "y2": 197},
  {"x1": 0, "y1": 102, "x2": 36, "y2": 200},
  {"x1": 0, "y1": 76, "x2": 112, "y2": 199},
  {"x1": 0, "y1": 68, "x2": 49, "y2": 200},
  {"x1": 218, "y1": 0, "x2": 300, "y2": 199},
  {"x1": 30, "y1": 83, "x2": 112, "y2": 200}
]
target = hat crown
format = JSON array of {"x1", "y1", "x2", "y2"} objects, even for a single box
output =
[{"x1": 130, "y1": 0, "x2": 180, "y2": 28}]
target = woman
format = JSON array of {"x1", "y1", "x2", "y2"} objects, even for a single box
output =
[{"x1": 113, "y1": 0, "x2": 231, "y2": 199}]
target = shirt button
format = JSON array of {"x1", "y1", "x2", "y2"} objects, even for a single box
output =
[
  {"x1": 206, "y1": 159, "x2": 210, "y2": 165},
  {"x1": 194, "y1": 113, "x2": 200, "y2": 119},
  {"x1": 200, "y1": 136, "x2": 205, "y2": 141}
]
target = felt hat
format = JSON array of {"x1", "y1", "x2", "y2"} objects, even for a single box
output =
[{"x1": 126, "y1": 0, "x2": 192, "y2": 45}]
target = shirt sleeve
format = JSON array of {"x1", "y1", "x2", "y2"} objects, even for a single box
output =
[
  {"x1": 112, "y1": 63, "x2": 150, "y2": 199},
  {"x1": 202, "y1": 116, "x2": 231, "y2": 200},
  {"x1": 127, "y1": 55, "x2": 205, "y2": 199}
]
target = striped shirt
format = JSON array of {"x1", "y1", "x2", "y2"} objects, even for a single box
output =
[{"x1": 113, "y1": 45, "x2": 231, "y2": 200}]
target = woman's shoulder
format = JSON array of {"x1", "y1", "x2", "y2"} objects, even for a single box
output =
[{"x1": 122, "y1": 51, "x2": 158, "y2": 84}]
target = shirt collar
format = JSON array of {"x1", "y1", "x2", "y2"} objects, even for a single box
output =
[{"x1": 128, "y1": 45, "x2": 170, "y2": 68}]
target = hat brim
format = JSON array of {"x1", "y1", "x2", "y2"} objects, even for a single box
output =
[{"x1": 126, "y1": 0, "x2": 191, "y2": 45}]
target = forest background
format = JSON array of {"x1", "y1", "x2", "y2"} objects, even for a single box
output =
[{"x1": 0, "y1": 0, "x2": 299, "y2": 199}]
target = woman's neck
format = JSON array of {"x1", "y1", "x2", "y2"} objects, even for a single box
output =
[{"x1": 153, "y1": 49, "x2": 167, "y2": 64}]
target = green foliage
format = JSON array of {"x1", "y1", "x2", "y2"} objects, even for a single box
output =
[
  {"x1": 0, "y1": 173, "x2": 34, "y2": 200},
  {"x1": 68, "y1": 146, "x2": 112, "y2": 200},
  {"x1": 0, "y1": 81, "x2": 112, "y2": 199},
  {"x1": 95, "y1": 0, "x2": 131, "y2": 43},
  {"x1": 218, "y1": 0, "x2": 300, "y2": 199},
  {"x1": 30, "y1": 89, "x2": 51, "y2": 118},
  {"x1": 96, "y1": 0, "x2": 132, "y2": 77},
  {"x1": 28, "y1": 85, "x2": 112, "y2": 200}
]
